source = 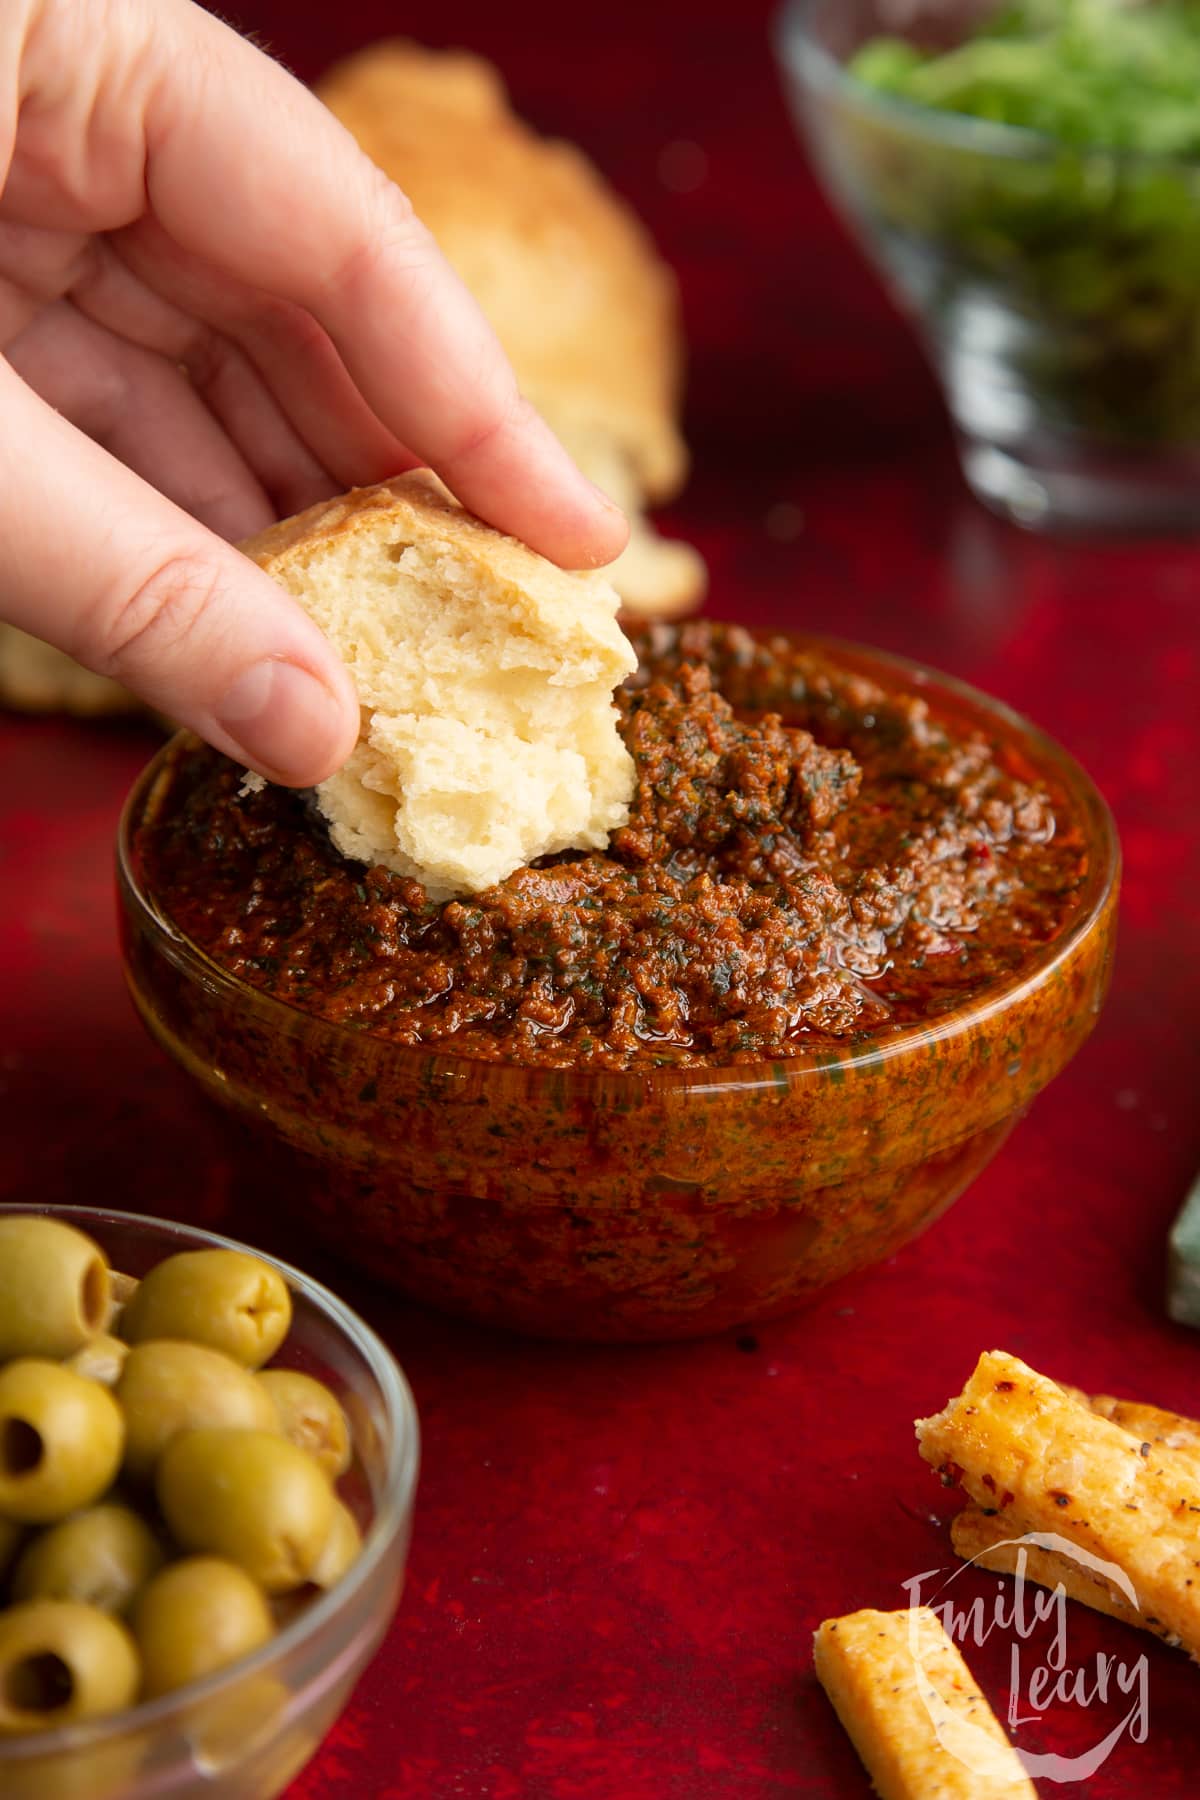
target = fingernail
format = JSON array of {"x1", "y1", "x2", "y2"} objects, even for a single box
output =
[{"x1": 215, "y1": 659, "x2": 350, "y2": 785}]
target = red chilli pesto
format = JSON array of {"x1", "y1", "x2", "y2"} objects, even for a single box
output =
[{"x1": 135, "y1": 624, "x2": 1089, "y2": 1072}]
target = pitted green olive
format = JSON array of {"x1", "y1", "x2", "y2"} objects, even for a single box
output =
[
  {"x1": 121, "y1": 1251, "x2": 291, "y2": 1368},
  {"x1": 0, "y1": 1517, "x2": 21, "y2": 1580},
  {"x1": 11, "y1": 1505, "x2": 164, "y2": 1614},
  {"x1": 0, "y1": 1218, "x2": 110, "y2": 1362},
  {"x1": 0, "y1": 1361, "x2": 123, "y2": 1525},
  {"x1": 66, "y1": 1333, "x2": 129, "y2": 1388},
  {"x1": 309, "y1": 1498, "x2": 362, "y2": 1590},
  {"x1": 132, "y1": 1556, "x2": 274, "y2": 1698},
  {"x1": 0, "y1": 1601, "x2": 139, "y2": 1735},
  {"x1": 258, "y1": 1370, "x2": 351, "y2": 1479},
  {"x1": 116, "y1": 1340, "x2": 280, "y2": 1481},
  {"x1": 157, "y1": 1428, "x2": 335, "y2": 1593}
]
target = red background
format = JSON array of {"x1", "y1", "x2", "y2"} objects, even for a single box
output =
[{"x1": 3, "y1": 0, "x2": 1200, "y2": 1793}]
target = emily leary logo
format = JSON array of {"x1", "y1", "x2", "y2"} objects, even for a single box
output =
[{"x1": 901, "y1": 1533, "x2": 1152, "y2": 1783}]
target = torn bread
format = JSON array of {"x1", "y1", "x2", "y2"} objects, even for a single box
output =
[
  {"x1": 239, "y1": 472, "x2": 636, "y2": 901},
  {"x1": 814, "y1": 1607, "x2": 1037, "y2": 1798},
  {"x1": 917, "y1": 1351, "x2": 1200, "y2": 1658},
  {"x1": 317, "y1": 40, "x2": 705, "y2": 619},
  {"x1": 0, "y1": 624, "x2": 141, "y2": 717},
  {"x1": 553, "y1": 419, "x2": 706, "y2": 620}
]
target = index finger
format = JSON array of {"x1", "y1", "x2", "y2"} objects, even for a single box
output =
[{"x1": 35, "y1": 0, "x2": 629, "y2": 568}]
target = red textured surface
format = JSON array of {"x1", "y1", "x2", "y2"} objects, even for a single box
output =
[{"x1": 3, "y1": 0, "x2": 1200, "y2": 1793}]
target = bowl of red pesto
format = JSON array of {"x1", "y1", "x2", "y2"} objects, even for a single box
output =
[{"x1": 117, "y1": 623, "x2": 1118, "y2": 1343}]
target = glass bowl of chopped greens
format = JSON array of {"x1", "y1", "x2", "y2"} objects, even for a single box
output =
[{"x1": 777, "y1": 0, "x2": 1200, "y2": 531}]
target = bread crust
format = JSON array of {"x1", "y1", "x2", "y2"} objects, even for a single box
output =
[
  {"x1": 0, "y1": 624, "x2": 140, "y2": 717},
  {"x1": 240, "y1": 468, "x2": 597, "y2": 596},
  {"x1": 316, "y1": 40, "x2": 687, "y2": 504},
  {"x1": 239, "y1": 471, "x2": 636, "y2": 901}
]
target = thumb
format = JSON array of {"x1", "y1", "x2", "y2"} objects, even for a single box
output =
[{"x1": 0, "y1": 360, "x2": 357, "y2": 785}]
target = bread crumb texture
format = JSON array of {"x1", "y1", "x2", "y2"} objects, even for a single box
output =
[{"x1": 240, "y1": 473, "x2": 636, "y2": 901}]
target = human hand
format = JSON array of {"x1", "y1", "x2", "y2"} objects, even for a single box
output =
[{"x1": 0, "y1": 0, "x2": 628, "y2": 782}]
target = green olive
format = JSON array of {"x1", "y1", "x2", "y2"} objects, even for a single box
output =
[
  {"x1": 106, "y1": 1270, "x2": 139, "y2": 1322},
  {"x1": 257, "y1": 1370, "x2": 351, "y2": 1479},
  {"x1": 0, "y1": 1600, "x2": 139, "y2": 1735},
  {"x1": 0, "y1": 1217, "x2": 110, "y2": 1362},
  {"x1": 121, "y1": 1250, "x2": 292, "y2": 1368},
  {"x1": 0, "y1": 1361, "x2": 124, "y2": 1525},
  {"x1": 0, "y1": 1734, "x2": 143, "y2": 1800},
  {"x1": 182, "y1": 1673, "x2": 292, "y2": 1782},
  {"x1": 11, "y1": 1504, "x2": 164, "y2": 1614},
  {"x1": 156, "y1": 1428, "x2": 335, "y2": 1593},
  {"x1": 0, "y1": 1516, "x2": 22, "y2": 1579},
  {"x1": 309, "y1": 1498, "x2": 363, "y2": 1590},
  {"x1": 116, "y1": 1340, "x2": 280, "y2": 1482},
  {"x1": 66, "y1": 1333, "x2": 129, "y2": 1388},
  {"x1": 131, "y1": 1555, "x2": 274, "y2": 1698}
]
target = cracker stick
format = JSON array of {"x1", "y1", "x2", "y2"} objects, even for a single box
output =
[
  {"x1": 814, "y1": 1607, "x2": 1038, "y2": 1799},
  {"x1": 917, "y1": 1352, "x2": 1200, "y2": 1656},
  {"x1": 1063, "y1": 1385, "x2": 1200, "y2": 1457},
  {"x1": 1089, "y1": 1395, "x2": 1200, "y2": 1458},
  {"x1": 950, "y1": 1506, "x2": 1181, "y2": 1648},
  {"x1": 1058, "y1": 1383, "x2": 1090, "y2": 1409}
]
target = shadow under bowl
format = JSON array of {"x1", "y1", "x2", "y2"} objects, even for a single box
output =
[{"x1": 117, "y1": 633, "x2": 1118, "y2": 1343}]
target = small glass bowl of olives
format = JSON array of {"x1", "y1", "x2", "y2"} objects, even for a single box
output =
[{"x1": 0, "y1": 1205, "x2": 419, "y2": 1800}]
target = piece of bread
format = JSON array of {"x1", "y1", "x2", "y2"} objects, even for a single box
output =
[
  {"x1": 814, "y1": 1607, "x2": 1038, "y2": 1799},
  {"x1": 916, "y1": 1351, "x2": 1200, "y2": 1658},
  {"x1": 317, "y1": 40, "x2": 706, "y2": 620},
  {"x1": 0, "y1": 623, "x2": 141, "y2": 717},
  {"x1": 318, "y1": 40, "x2": 684, "y2": 500},
  {"x1": 552, "y1": 419, "x2": 706, "y2": 620},
  {"x1": 950, "y1": 1506, "x2": 1180, "y2": 1648},
  {"x1": 239, "y1": 471, "x2": 636, "y2": 901}
]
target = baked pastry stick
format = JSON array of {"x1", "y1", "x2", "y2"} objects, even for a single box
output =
[
  {"x1": 950, "y1": 1506, "x2": 1181, "y2": 1647},
  {"x1": 1088, "y1": 1393, "x2": 1200, "y2": 1455},
  {"x1": 814, "y1": 1607, "x2": 1038, "y2": 1798},
  {"x1": 917, "y1": 1351, "x2": 1200, "y2": 1658},
  {"x1": 951, "y1": 1383, "x2": 1200, "y2": 1646}
]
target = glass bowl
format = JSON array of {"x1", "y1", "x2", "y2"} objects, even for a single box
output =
[
  {"x1": 0, "y1": 1205, "x2": 419, "y2": 1800},
  {"x1": 777, "y1": 0, "x2": 1200, "y2": 532},
  {"x1": 117, "y1": 632, "x2": 1119, "y2": 1344}
]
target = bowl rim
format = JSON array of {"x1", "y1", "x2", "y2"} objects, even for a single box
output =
[
  {"x1": 777, "y1": 0, "x2": 1200, "y2": 173},
  {"x1": 117, "y1": 626, "x2": 1120, "y2": 1096},
  {"x1": 0, "y1": 1202, "x2": 420, "y2": 1767}
]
